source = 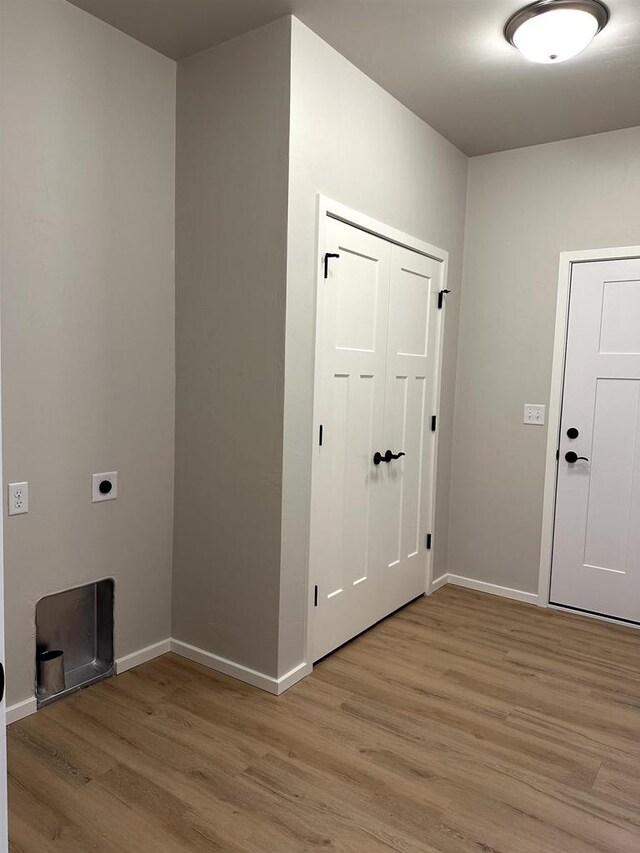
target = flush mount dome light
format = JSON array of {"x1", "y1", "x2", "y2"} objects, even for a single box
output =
[{"x1": 505, "y1": 0, "x2": 609, "y2": 64}]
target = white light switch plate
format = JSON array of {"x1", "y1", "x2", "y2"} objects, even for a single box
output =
[
  {"x1": 8, "y1": 482, "x2": 29, "y2": 516},
  {"x1": 524, "y1": 404, "x2": 545, "y2": 425}
]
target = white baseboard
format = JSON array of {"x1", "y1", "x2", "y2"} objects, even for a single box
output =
[
  {"x1": 6, "y1": 696, "x2": 38, "y2": 725},
  {"x1": 170, "y1": 638, "x2": 311, "y2": 695},
  {"x1": 438, "y1": 573, "x2": 539, "y2": 605},
  {"x1": 116, "y1": 638, "x2": 171, "y2": 675},
  {"x1": 276, "y1": 660, "x2": 313, "y2": 693},
  {"x1": 430, "y1": 573, "x2": 449, "y2": 592}
]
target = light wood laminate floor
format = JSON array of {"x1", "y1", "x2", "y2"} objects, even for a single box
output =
[{"x1": 8, "y1": 585, "x2": 640, "y2": 852}]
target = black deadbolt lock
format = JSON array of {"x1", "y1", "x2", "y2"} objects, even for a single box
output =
[
  {"x1": 99, "y1": 479, "x2": 113, "y2": 495},
  {"x1": 567, "y1": 427, "x2": 579, "y2": 439}
]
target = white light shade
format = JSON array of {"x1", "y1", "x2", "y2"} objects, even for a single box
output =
[{"x1": 512, "y1": 8, "x2": 600, "y2": 63}]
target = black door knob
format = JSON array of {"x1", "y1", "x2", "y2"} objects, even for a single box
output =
[
  {"x1": 567, "y1": 427, "x2": 579, "y2": 439},
  {"x1": 565, "y1": 451, "x2": 589, "y2": 463}
]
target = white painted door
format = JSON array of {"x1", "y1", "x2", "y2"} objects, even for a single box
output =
[
  {"x1": 310, "y1": 218, "x2": 390, "y2": 660},
  {"x1": 378, "y1": 245, "x2": 441, "y2": 615},
  {"x1": 310, "y1": 217, "x2": 442, "y2": 661},
  {"x1": 551, "y1": 258, "x2": 640, "y2": 622}
]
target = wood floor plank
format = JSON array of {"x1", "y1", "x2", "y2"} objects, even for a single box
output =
[
  {"x1": 8, "y1": 714, "x2": 117, "y2": 787},
  {"x1": 9, "y1": 586, "x2": 640, "y2": 852},
  {"x1": 592, "y1": 760, "x2": 640, "y2": 811}
]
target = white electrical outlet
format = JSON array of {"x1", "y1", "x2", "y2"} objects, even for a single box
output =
[
  {"x1": 92, "y1": 471, "x2": 117, "y2": 503},
  {"x1": 524, "y1": 404, "x2": 546, "y2": 425},
  {"x1": 8, "y1": 482, "x2": 29, "y2": 516}
]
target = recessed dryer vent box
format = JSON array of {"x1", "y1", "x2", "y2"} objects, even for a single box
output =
[{"x1": 35, "y1": 579, "x2": 114, "y2": 707}]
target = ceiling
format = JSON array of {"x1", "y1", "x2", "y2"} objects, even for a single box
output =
[{"x1": 67, "y1": 0, "x2": 640, "y2": 155}]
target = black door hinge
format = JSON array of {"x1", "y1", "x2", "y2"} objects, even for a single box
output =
[
  {"x1": 314, "y1": 585, "x2": 319, "y2": 607},
  {"x1": 319, "y1": 424, "x2": 324, "y2": 446},
  {"x1": 324, "y1": 253, "x2": 340, "y2": 279},
  {"x1": 438, "y1": 289, "x2": 451, "y2": 309},
  {"x1": 431, "y1": 415, "x2": 437, "y2": 432},
  {"x1": 426, "y1": 534, "x2": 432, "y2": 550},
  {"x1": 556, "y1": 449, "x2": 559, "y2": 460}
]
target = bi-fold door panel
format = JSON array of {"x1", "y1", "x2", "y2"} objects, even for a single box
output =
[
  {"x1": 310, "y1": 218, "x2": 390, "y2": 661},
  {"x1": 378, "y1": 246, "x2": 441, "y2": 615},
  {"x1": 551, "y1": 259, "x2": 640, "y2": 622}
]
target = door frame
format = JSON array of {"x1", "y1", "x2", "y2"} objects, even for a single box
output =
[
  {"x1": 305, "y1": 195, "x2": 449, "y2": 663},
  {"x1": 538, "y1": 245, "x2": 640, "y2": 614}
]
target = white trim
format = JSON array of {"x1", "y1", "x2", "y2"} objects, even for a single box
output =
[
  {"x1": 115, "y1": 638, "x2": 171, "y2": 674},
  {"x1": 538, "y1": 245, "x2": 640, "y2": 606},
  {"x1": 305, "y1": 195, "x2": 449, "y2": 664},
  {"x1": 430, "y1": 573, "x2": 449, "y2": 592},
  {"x1": 438, "y1": 573, "x2": 539, "y2": 605},
  {"x1": 324, "y1": 198, "x2": 450, "y2": 264},
  {"x1": 6, "y1": 697, "x2": 37, "y2": 726},
  {"x1": 276, "y1": 660, "x2": 313, "y2": 693},
  {"x1": 170, "y1": 639, "x2": 311, "y2": 695}
]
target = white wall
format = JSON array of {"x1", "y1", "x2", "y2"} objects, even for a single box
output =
[
  {"x1": 1, "y1": 0, "x2": 176, "y2": 705},
  {"x1": 449, "y1": 126, "x2": 640, "y2": 596},
  {"x1": 172, "y1": 18, "x2": 291, "y2": 677},
  {"x1": 280, "y1": 19, "x2": 469, "y2": 675}
]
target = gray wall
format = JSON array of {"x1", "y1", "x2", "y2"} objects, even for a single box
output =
[
  {"x1": 449, "y1": 126, "x2": 640, "y2": 595},
  {"x1": 279, "y1": 19, "x2": 469, "y2": 675},
  {"x1": 172, "y1": 18, "x2": 291, "y2": 677},
  {"x1": 1, "y1": 0, "x2": 176, "y2": 705}
]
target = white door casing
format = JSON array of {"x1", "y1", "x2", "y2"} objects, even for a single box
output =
[
  {"x1": 309, "y1": 203, "x2": 446, "y2": 662},
  {"x1": 550, "y1": 257, "x2": 640, "y2": 622}
]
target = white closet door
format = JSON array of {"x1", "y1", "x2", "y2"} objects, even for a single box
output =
[
  {"x1": 310, "y1": 217, "x2": 391, "y2": 661},
  {"x1": 311, "y1": 215, "x2": 443, "y2": 662},
  {"x1": 551, "y1": 258, "x2": 640, "y2": 621},
  {"x1": 377, "y1": 245, "x2": 440, "y2": 615}
]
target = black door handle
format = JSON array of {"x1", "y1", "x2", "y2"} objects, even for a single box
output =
[
  {"x1": 565, "y1": 451, "x2": 589, "y2": 463},
  {"x1": 373, "y1": 450, "x2": 406, "y2": 465}
]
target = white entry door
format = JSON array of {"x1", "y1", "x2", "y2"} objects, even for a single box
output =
[
  {"x1": 550, "y1": 258, "x2": 640, "y2": 622},
  {"x1": 310, "y1": 215, "x2": 443, "y2": 661}
]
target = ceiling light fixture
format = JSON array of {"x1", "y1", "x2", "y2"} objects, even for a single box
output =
[{"x1": 505, "y1": 0, "x2": 609, "y2": 64}]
